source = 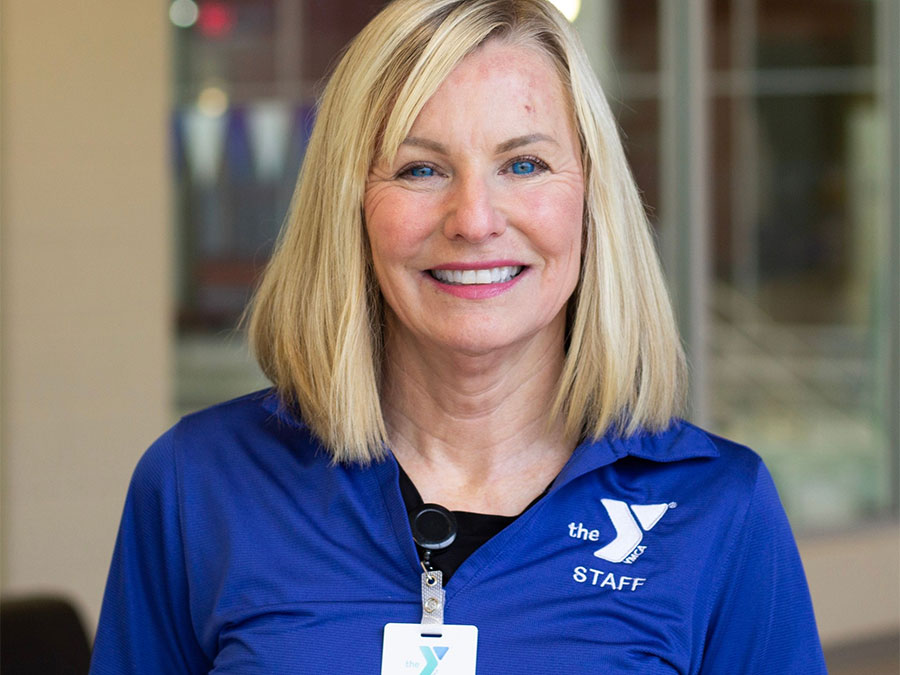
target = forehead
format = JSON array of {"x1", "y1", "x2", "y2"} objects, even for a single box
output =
[
  {"x1": 416, "y1": 39, "x2": 571, "y2": 126},
  {"x1": 377, "y1": 37, "x2": 576, "y2": 163},
  {"x1": 447, "y1": 38, "x2": 563, "y2": 89}
]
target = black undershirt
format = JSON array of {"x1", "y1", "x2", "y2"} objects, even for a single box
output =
[{"x1": 398, "y1": 464, "x2": 551, "y2": 583}]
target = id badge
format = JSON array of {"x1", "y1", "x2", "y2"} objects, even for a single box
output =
[{"x1": 381, "y1": 623, "x2": 478, "y2": 675}]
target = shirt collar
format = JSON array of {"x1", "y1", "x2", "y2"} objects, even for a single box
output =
[{"x1": 552, "y1": 420, "x2": 719, "y2": 491}]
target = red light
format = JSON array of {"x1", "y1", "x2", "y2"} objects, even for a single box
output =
[{"x1": 198, "y1": 1, "x2": 236, "y2": 38}]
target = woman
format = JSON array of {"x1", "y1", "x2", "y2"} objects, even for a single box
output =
[{"x1": 91, "y1": 0, "x2": 826, "y2": 672}]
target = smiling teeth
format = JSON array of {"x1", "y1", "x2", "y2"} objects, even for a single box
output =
[{"x1": 431, "y1": 266, "x2": 523, "y2": 285}]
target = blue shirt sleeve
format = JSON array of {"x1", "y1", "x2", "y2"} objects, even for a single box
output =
[
  {"x1": 698, "y1": 460, "x2": 827, "y2": 674},
  {"x1": 90, "y1": 430, "x2": 211, "y2": 674}
]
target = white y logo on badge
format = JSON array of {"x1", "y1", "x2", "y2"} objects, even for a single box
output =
[{"x1": 593, "y1": 499, "x2": 674, "y2": 563}]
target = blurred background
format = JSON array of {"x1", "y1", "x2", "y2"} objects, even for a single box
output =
[{"x1": 1, "y1": 0, "x2": 898, "y2": 671}]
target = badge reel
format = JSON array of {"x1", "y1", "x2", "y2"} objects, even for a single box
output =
[{"x1": 381, "y1": 504, "x2": 478, "y2": 674}]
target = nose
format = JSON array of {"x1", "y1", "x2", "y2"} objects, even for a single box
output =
[{"x1": 442, "y1": 174, "x2": 506, "y2": 243}]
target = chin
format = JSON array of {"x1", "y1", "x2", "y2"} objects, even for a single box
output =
[{"x1": 428, "y1": 323, "x2": 551, "y2": 359}]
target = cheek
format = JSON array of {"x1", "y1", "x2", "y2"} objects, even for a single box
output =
[
  {"x1": 364, "y1": 192, "x2": 432, "y2": 264},
  {"x1": 520, "y1": 188, "x2": 584, "y2": 266}
]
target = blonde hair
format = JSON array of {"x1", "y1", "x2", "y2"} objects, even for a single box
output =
[{"x1": 249, "y1": 0, "x2": 686, "y2": 463}]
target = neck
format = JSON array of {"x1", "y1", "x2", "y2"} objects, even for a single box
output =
[{"x1": 381, "y1": 315, "x2": 576, "y2": 515}]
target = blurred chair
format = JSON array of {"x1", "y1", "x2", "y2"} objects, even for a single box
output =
[{"x1": 1, "y1": 595, "x2": 92, "y2": 674}]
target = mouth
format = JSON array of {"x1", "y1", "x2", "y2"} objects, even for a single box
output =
[{"x1": 428, "y1": 265, "x2": 524, "y2": 286}]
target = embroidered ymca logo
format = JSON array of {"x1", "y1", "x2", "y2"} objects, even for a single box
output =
[
  {"x1": 418, "y1": 645, "x2": 449, "y2": 675},
  {"x1": 568, "y1": 498, "x2": 676, "y2": 564}
]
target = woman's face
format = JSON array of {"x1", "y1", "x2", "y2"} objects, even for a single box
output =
[{"x1": 364, "y1": 39, "x2": 584, "y2": 357}]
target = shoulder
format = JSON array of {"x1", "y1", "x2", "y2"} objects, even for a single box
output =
[
  {"x1": 653, "y1": 422, "x2": 792, "y2": 547},
  {"x1": 616, "y1": 421, "x2": 785, "y2": 542},
  {"x1": 176, "y1": 387, "x2": 314, "y2": 447},
  {"x1": 133, "y1": 389, "x2": 324, "y2": 493},
  {"x1": 680, "y1": 422, "x2": 776, "y2": 504},
  {"x1": 175, "y1": 388, "x2": 292, "y2": 436},
  {"x1": 688, "y1": 422, "x2": 778, "y2": 510},
  {"x1": 681, "y1": 421, "x2": 765, "y2": 477},
  {"x1": 622, "y1": 422, "x2": 802, "y2": 575},
  {"x1": 625, "y1": 420, "x2": 767, "y2": 490}
]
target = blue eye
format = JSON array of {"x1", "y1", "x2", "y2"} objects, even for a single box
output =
[
  {"x1": 511, "y1": 160, "x2": 536, "y2": 175},
  {"x1": 409, "y1": 165, "x2": 435, "y2": 178}
]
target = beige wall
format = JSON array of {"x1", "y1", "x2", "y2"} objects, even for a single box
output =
[
  {"x1": 802, "y1": 525, "x2": 900, "y2": 646},
  {"x1": 1, "y1": 0, "x2": 172, "y2": 631}
]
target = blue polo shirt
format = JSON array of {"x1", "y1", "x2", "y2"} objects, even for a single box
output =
[{"x1": 90, "y1": 390, "x2": 826, "y2": 673}]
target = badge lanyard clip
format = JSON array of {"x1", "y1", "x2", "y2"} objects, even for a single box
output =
[{"x1": 420, "y1": 561, "x2": 444, "y2": 624}]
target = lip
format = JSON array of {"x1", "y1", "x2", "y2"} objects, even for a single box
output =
[
  {"x1": 429, "y1": 259, "x2": 525, "y2": 271},
  {"x1": 424, "y1": 260, "x2": 528, "y2": 299}
]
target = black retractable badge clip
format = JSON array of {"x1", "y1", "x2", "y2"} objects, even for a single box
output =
[{"x1": 410, "y1": 504, "x2": 457, "y2": 625}]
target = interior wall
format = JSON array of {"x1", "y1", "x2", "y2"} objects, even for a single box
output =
[
  {"x1": 801, "y1": 525, "x2": 900, "y2": 646},
  {"x1": 0, "y1": 0, "x2": 171, "y2": 631}
]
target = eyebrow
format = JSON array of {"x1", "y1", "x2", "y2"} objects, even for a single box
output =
[
  {"x1": 400, "y1": 133, "x2": 557, "y2": 156},
  {"x1": 495, "y1": 133, "x2": 557, "y2": 153},
  {"x1": 401, "y1": 137, "x2": 449, "y2": 154}
]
